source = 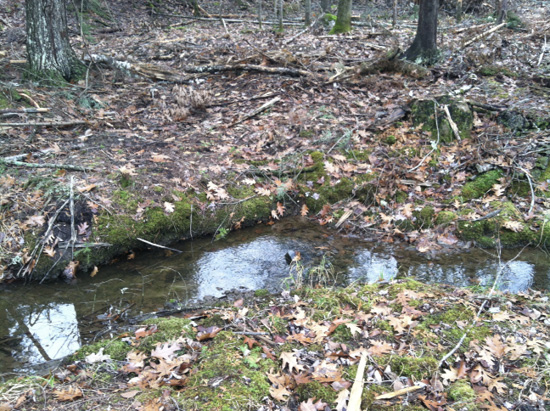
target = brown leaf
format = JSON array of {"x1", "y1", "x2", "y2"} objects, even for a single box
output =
[
  {"x1": 300, "y1": 203, "x2": 309, "y2": 216},
  {"x1": 280, "y1": 351, "x2": 304, "y2": 373},
  {"x1": 90, "y1": 266, "x2": 99, "y2": 277},
  {"x1": 151, "y1": 342, "x2": 181, "y2": 360},
  {"x1": 120, "y1": 390, "x2": 140, "y2": 398},
  {"x1": 270, "y1": 384, "x2": 291, "y2": 402},
  {"x1": 52, "y1": 386, "x2": 83, "y2": 402},
  {"x1": 197, "y1": 326, "x2": 222, "y2": 341},
  {"x1": 276, "y1": 202, "x2": 285, "y2": 217},
  {"x1": 24, "y1": 214, "x2": 45, "y2": 227}
]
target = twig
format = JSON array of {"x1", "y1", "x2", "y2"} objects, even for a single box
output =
[
  {"x1": 0, "y1": 158, "x2": 93, "y2": 172},
  {"x1": 438, "y1": 246, "x2": 527, "y2": 368},
  {"x1": 348, "y1": 350, "x2": 367, "y2": 410},
  {"x1": 136, "y1": 237, "x2": 183, "y2": 254},
  {"x1": 0, "y1": 120, "x2": 87, "y2": 127},
  {"x1": 17, "y1": 199, "x2": 70, "y2": 279},
  {"x1": 442, "y1": 104, "x2": 461, "y2": 141},
  {"x1": 461, "y1": 22, "x2": 506, "y2": 49},
  {"x1": 283, "y1": 14, "x2": 323, "y2": 45},
  {"x1": 537, "y1": 35, "x2": 547, "y2": 67},
  {"x1": 229, "y1": 96, "x2": 280, "y2": 127},
  {"x1": 517, "y1": 166, "x2": 535, "y2": 215},
  {"x1": 375, "y1": 385, "x2": 423, "y2": 400},
  {"x1": 410, "y1": 101, "x2": 440, "y2": 172},
  {"x1": 0, "y1": 108, "x2": 49, "y2": 114}
]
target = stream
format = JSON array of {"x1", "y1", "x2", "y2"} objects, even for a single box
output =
[{"x1": 1, "y1": 217, "x2": 549, "y2": 378}]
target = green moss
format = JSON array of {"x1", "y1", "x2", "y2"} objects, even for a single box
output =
[
  {"x1": 345, "y1": 149, "x2": 371, "y2": 161},
  {"x1": 411, "y1": 97, "x2": 473, "y2": 142},
  {"x1": 178, "y1": 331, "x2": 273, "y2": 410},
  {"x1": 139, "y1": 317, "x2": 194, "y2": 350},
  {"x1": 331, "y1": 324, "x2": 354, "y2": 342},
  {"x1": 254, "y1": 289, "x2": 270, "y2": 298},
  {"x1": 295, "y1": 381, "x2": 337, "y2": 403},
  {"x1": 72, "y1": 339, "x2": 131, "y2": 361},
  {"x1": 383, "y1": 135, "x2": 397, "y2": 145},
  {"x1": 377, "y1": 355, "x2": 438, "y2": 380},
  {"x1": 435, "y1": 210, "x2": 456, "y2": 226},
  {"x1": 461, "y1": 169, "x2": 503, "y2": 200},
  {"x1": 198, "y1": 314, "x2": 226, "y2": 328},
  {"x1": 395, "y1": 190, "x2": 408, "y2": 203},
  {"x1": 413, "y1": 206, "x2": 435, "y2": 228},
  {"x1": 448, "y1": 379, "x2": 476, "y2": 401},
  {"x1": 478, "y1": 65, "x2": 518, "y2": 78}
]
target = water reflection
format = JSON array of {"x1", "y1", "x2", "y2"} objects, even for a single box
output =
[{"x1": 0, "y1": 219, "x2": 549, "y2": 377}]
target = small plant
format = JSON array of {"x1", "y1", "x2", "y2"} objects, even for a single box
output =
[{"x1": 215, "y1": 227, "x2": 229, "y2": 241}]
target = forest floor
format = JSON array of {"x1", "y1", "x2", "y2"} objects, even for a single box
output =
[
  {"x1": 0, "y1": 0, "x2": 550, "y2": 408},
  {"x1": 0, "y1": 279, "x2": 549, "y2": 410},
  {"x1": 0, "y1": 0, "x2": 549, "y2": 281}
]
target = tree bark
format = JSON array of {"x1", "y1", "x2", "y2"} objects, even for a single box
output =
[
  {"x1": 321, "y1": 0, "x2": 330, "y2": 13},
  {"x1": 330, "y1": 0, "x2": 352, "y2": 34},
  {"x1": 305, "y1": 0, "x2": 312, "y2": 26},
  {"x1": 25, "y1": 0, "x2": 83, "y2": 81},
  {"x1": 402, "y1": 0, "x2": 439, "y2": 64}
]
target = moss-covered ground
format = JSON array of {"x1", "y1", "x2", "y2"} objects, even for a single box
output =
[{"x1": 1, "y1": 280, "x2": 547, "y2": 410}]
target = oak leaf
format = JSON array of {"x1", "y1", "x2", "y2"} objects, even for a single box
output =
[
  {"x1": 52, "y1": 386, "x2": 83, "y2": 402},
  {"x1": 280, "y1": 351, "x2": 304, "y2": 373}
]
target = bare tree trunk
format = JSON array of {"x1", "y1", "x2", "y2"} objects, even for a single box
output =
[
  {"x1": 305, "y1": 0, "x2": 312, "y2": 26},
  {"x1": 277, "y1": 0, "x2": 283, "y2": 31},
  {"x1": 321, "y1": 0, "x2": 330, "y2": 13},
  {"x1": 456, "y1": 0, "x2": 462, "y2": 22},
  {"x1": 392, "y1": 0, "x2": 397, "y2": 27},
  {"x1": 496, "y1": 0, "x2": 508, "y2": 24},
  {"x1": 330, "y1": 0, "x2": 352, "y2": 34},
  {"x1": 402, "y1": 0, "x2": 439, "y2": 64},
  {"x1": 258, "y1": 0, "x2": 262, "y2": 29},
  {"x1": 25, "y1": 0, "x2": 84, "y2": 81}
]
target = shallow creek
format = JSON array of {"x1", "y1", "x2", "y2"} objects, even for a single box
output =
[{"x1": 1, "y1": 218, "x2": 549, "y2": 377}]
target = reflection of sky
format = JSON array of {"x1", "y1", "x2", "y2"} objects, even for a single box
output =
[
  {"x1": 193, "y1": 238, "x2": 289, "y2": 299},
  {"x1": 347, "y1": 251, "x2": 399, "y2": 282},
  {"x1": 405, "y1": 260, "x2": 535, "y2": 293},
  {"x1": 9, "y1": 304, "x2": 81, "y2": 367}
]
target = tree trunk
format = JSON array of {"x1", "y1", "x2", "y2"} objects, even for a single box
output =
[
  {"x1": 392, "y1": 0, "x2": 397, "y2": 27},
  {"x1": 330, "y1": 0, "x2": 352, "y2": 34},
  {"x1": 25, "y1": 0, "x2": 83, "y2": 81},
  {"x1": 321, "y1": 0, "x2": 330, "y2": 13},
  {"x1": 305, "y1": 0, "x2": 312, "y2": 26},
  {"x1": 277, "y1": 0, "x2": 283, "y2": 31},
  {"x1": 456, "y1": 0, "x2": 462, "y2": 22},
  {"x1": 496, "y1": 0, "x2": 508, "y2": 24},
  {"x1": 402, "y1": 0, "x2": 439, "y2": 64}
]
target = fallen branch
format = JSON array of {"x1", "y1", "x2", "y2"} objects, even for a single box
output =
[
  {"x1": 0, "y1": 108, "x2": 49, "y2": 114},
  {"x1": 0, "y1": 158, "x2": 94, "y2": 172},
  {"x1": 375, "y1": 385, "x2": 423, "y2": 400},
  {"x1": 348, "y1": 350, "x2": 367, "y2": 411},
  {"x1": 181, "y1": 63, "x2": 313, "y2": 78},
  {"x1": 137, "y1": 237, "x2": 183, "y2": 254},
  {"x1": 86, "y1": 54, "x2": 314, "y2": 82},
  {"x1": 461, "y1": 22, "x2": 506, "y2": 49},
  {"x1": 0, "y1": 120, "x2": 87, "y2": 127},
  {"x1": 229, "y1": 96, "x2": 281, "y2": 127},
  {"x1": 443, "y1": 104, "x2": 461, "y2": 141}
]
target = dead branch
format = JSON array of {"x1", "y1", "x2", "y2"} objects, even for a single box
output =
[
  {"x1": 375, "y1": 386, "x2": 423, "y2": 400},
  {"x1": 228, "y1": 96, "x2": 280, "y2": 127},
  {"x1": 461, "y1": 22, "x2": 506, "y2": 49},
  {"x1": 0, "y1": 108, "x2": 49, "y2": 114},
  {"x1": 0, "y1": 158, "x2": 94, "y2": 172},
  {"x1": 86, "y1": 54, "x2": 314, "y2": 83},
  {"x1": 443, "y1": 104, "x2": 461, "y2": 141},
  {"x1": 137, "y1": 237, "x2": 183, "y2": 254},
  {"x1": 181, "y1": 64, "x2": 313, "y2": 78},
  {"x1": 0, "y1": 120, "x2": 87, "y2": 127}
]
